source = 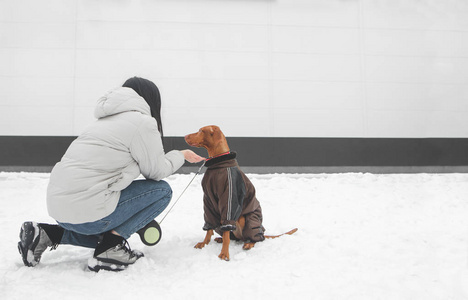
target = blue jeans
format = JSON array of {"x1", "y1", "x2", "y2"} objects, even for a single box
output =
[{"x1": 58, "y1": 179, "x2": 172, "y2": 248}]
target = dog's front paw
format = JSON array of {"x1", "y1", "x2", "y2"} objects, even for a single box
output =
[
  {"x1": 218, "y1": 250, "x2": 230, "y2": 261},
  {"x1": 194, "y1": 242, "x2": 207, "y2": 249}
]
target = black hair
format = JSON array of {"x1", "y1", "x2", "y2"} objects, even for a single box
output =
[{"x1": 122, "y1": 77, "x2": 163, "y2": 137}]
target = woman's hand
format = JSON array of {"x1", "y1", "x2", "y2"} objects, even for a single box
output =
[{"x1": 180, "y1": 150, "x2": 205, "y2": 163}]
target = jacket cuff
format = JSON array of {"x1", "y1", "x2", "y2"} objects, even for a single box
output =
[
  {"x1": 203, "y1": 222, "x2": 216, "y2": 231},
  {"x1": 220, "y1": 220, "x2": 237, "y2": 232}
]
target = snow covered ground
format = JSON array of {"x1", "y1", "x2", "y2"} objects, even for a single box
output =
[{"x1": 1, "y1": 171, "x2": 468, "y2": 299}]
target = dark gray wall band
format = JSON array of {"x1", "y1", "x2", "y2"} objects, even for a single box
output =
[{"x1": 1, "y1": 136, "x2": 467, "y2": 172}]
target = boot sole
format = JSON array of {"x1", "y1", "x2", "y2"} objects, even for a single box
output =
[
  {"x1": 18, "y1": 242, "x2": 33, "y2": 267},
  {"x1": 88, "y1": 258, "x2": 128, "y2": 272},
  {"x1": 18, "y1": 222, "x2": 39, "y2": 267}
]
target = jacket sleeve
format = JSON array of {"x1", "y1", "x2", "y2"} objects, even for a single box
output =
[
  {"x1": 202, "y1": 193, "x2": 218, "y2": 231},
  {"x1": 130, "y1": 117, "x2": 185, "y2": 180},
  {"x1": 218, "y1": 167, "x2": 246, "y2": 232}
]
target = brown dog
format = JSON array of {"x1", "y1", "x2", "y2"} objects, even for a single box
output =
[{"x1": 185, "y1": 125, "x2": 297, "y2": 261}]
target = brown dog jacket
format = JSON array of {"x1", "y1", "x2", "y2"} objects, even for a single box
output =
[{"x1": 201, "y1": 152, "x2": 265, "y2": 243}]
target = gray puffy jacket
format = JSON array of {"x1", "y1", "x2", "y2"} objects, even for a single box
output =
[{"x1": 47, "y1": 87, "x2": 184, "y2": 224}]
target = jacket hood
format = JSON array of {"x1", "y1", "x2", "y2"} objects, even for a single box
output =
[{"x1": 94, "y1": 87, "x2": 151, "y2": 119}]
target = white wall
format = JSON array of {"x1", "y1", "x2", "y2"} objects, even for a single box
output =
[{"x1": 1, "y1": 0, "x2": 468, "y2": 138}]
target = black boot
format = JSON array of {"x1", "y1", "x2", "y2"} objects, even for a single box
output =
[
  {"x1": 94, "y1": 231, "x2": 125, "y2": 257},
  {"x1": 137, "y1": 220, "x2": 162, "y2": 246},
  {"x1": 38, "y1": 223, "x2": 64, "y2": 245}
]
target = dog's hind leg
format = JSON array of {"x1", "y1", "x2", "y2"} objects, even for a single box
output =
[{"x1": 243, "y1": 242, "x2": 255, "y2": 250}]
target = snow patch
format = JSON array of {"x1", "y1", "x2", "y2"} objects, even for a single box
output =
[{"x1": 2, "y1": 172, "x2": 468, "y2": 299}]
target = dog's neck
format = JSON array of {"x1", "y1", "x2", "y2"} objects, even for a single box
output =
[
  {"x1": 206, "y1": 144, "x2": 230, "y2": 159},
  {"x1": 208, "y1": 151, "x2": 231, "y2": 160}
]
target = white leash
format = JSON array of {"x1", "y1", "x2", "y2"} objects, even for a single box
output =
[{"x1": 159, "y1": 160, "x2": 206, "y2": 224}]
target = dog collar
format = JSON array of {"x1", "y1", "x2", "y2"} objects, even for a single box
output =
[
  {"x1": 207, "y1": 151, "x2": 231, "y2": 160},
  {"x1": 205, "y1": 151, "x2": 237, "y2": 168}
]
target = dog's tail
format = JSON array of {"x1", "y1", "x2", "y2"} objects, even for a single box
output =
[{"x1": 264, "y1": 228, "x2": 298, "y2": 239}]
